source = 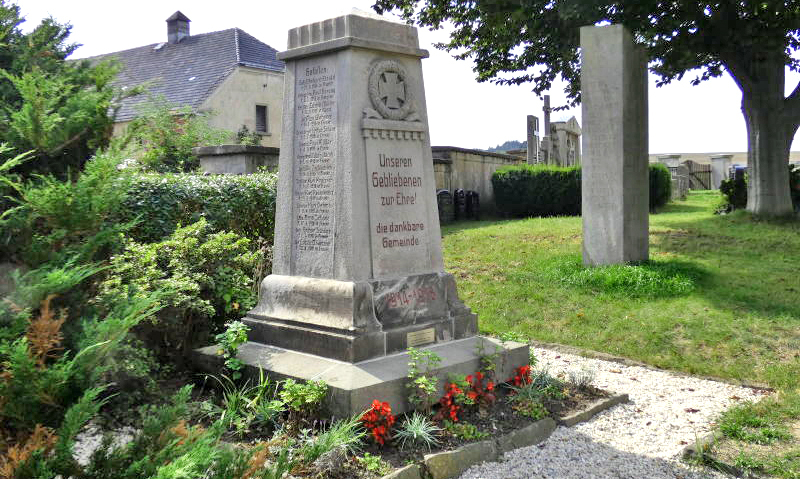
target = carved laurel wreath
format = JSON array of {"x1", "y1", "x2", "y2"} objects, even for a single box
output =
[{"x1": 368, "y1": 60, "x2": 414, "y2": 121}]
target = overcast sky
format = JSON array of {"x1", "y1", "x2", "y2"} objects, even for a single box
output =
[{"x1": 15, "y1": 0, "x2": 800, "y2": 153}]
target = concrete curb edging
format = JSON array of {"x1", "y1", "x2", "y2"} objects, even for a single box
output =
[
  {"x1": 380, "y1": 394, "x2": 628, "y2": 479},
  {"x1": 527, "y1": 339, "x2": 775, "y2": 392},
  {"x1": 681, "y1": 432, "x2": 755, "y2": 478},
  {"x1": 557, "y1": 393, "x2": 629, "y2": 427}
]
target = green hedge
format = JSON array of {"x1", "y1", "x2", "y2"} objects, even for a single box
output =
[
  {"x1": 492, "y1": 165, "x2": 581, "y2": 217},
  {"x1": 117, "y1": 173, "x2": 278, "y2": 244},
  {"x1": 492, "y1": 164, "x2": 672, "y2": 217}
]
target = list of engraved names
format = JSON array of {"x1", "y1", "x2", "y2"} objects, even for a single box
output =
[{"x1": 293, "y1": 62, "x2": 336, "y2": 257}]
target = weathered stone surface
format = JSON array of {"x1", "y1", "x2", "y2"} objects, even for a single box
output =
[
  {"x1": 581, "y1": 24, "x2": 649, "y2": 266},
  {"x1": 194, "y1": 145, "x2": 279, "y2": 174},
  {"x1": 424, "y1": 440, "x2": 497, "y2": 479},
  {"x1": 194, "y1": 336, "x2": 527, "y2": 417},
  {"x1": 382, "y1": 464, "x2": 421, "y2": 479},
  {"x1": 243, "y1": 9, "x2": 476, "y2": 364},
  {"x1": 495, "y1": 417, "x2": 557, "y2": 454},
  {"x1": 711, "y1": 154, "x2": 733, "y2": 189},
  {"x1": 657, "y1": 154, "x2": 682, "y2": 168}
]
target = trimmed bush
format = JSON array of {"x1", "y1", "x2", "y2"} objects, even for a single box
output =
[
  {"x1": 117, "y1": 172, "x2": 278, "y2": 244},
  {"x1": 492, "y1": 164, "x2": 581, "y2": 217},
  {"x1": 719, "y1": 174, "x2": 748, "y2": 211},
  {"x1": 649, "y1": 163, "x2": 672, "y2": 211},
  {"x1": 492, "y1": 163, "x2": 674, "y2": 217}
]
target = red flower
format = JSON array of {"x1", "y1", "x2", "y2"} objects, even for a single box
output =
[{"x1": 361, "y1": 399, "x2": 395, "y2": 446}]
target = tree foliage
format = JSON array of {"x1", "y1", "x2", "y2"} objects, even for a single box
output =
[
  {"x1": 374, "y1": 1, "x2": 800, "y2": 215},
  {"x1": 0, "y1": 0, "x2": 134, "y2": 177},
  {"x1": 373, "y1": 0, "x2": 800, "y2": 109}
]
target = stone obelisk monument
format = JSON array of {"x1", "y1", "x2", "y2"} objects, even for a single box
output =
[{"x1": 196, "y1": 10, "x2": 527, "y2": 416}]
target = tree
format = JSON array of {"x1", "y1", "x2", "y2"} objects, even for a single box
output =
[
  {"x1": 0, "y1": 0, "x2": 129, "y2": 177},
  {"x1": 373, "y1": 0, "x2": 800, "y2": 216}
]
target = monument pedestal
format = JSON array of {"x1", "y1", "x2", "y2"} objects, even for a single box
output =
[
  {"x1": 195, "y1": 10, "x2": 528, "y2": 417},
  {"x1": 243, "y1": 272, "x2": 477, "y2": 362},
  {"x1": 195, "y1": 336, "x2": 528, "y2": 417}
]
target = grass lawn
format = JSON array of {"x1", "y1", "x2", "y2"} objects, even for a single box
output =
[{"x1": 442, "y1": 190, "x2": 800, "y2": 477}]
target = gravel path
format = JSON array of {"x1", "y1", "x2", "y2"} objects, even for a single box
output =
[{"x1": 461, "y1": 347, "x2": 769, "y2": 479}]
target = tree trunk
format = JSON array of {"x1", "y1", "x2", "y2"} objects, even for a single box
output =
[{"x1": 739, "y1": 57, "x2": 796, "y2": 216}]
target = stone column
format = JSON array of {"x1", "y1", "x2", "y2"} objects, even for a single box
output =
[
  {"x1": 540, "y1": 95, "x2": 552, "y2": 164},
  {"x1": 526, "y1": 115, "x2": 539, "y2": 164},
  {"x1": 580, "y1": 24, "x2": 649, "y2": 266},
  {"x1": 710, "y1": 154, "x2": 733, "y2": 189}
]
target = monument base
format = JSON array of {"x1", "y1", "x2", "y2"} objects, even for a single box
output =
[
  {"x1": 244, "y1": 272, "x2": 479, "y2": 362},
  {"x1": 193, "y1": 336, "x2": 529, "y2": 417}
]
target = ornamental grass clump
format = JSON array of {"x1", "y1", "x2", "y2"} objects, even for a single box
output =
[{"x1": 394, "y1": 412, "x2": 441, "y2": 451}]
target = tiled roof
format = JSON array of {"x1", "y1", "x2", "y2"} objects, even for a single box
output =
[{"x1": 88, "y1": 28, "x2": 284, "y2": 122}]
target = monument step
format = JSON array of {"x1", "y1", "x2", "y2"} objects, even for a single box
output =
[
  {"x1": 193, "y1": 336, "x2": 528, "y2": 417},
  {"x1": 243, "y1": 311, "x2": 478, "y2": 363}
]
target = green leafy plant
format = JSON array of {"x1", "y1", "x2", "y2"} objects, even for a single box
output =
[
  {"x1": 278, "y1": 378, "x2": 328, "y2": 427},
  {"x1": 509, "y1": 396, "x2": 547, "y2": 420},
  {"x1": 506, "y1": 363, "x2": 564, "y2": 419},
  {"x1": 492, "y1": 164, "x2": 581, "y2": 217},
  {"x1": 719, "y1": 402, "x2": 792, "y2": 445},
  {"x1": 720, "y1": 173, "x2": 748, "y2": 212},
  {"x1": 357, "y1": 452, "x2": 392, "y2": 476},
  {"x1": 406, "y1": 347, "x2": 441, "y2": 413},
  {"x1": 215, "y1": 321, "x2": 250, "y2": 380},
  {"x1": 394, "y1": 412, "x2": 441, "y2": 451},
  {"x1": 0, "y1": 294, "x2": 161, "y2": 432},
  {"x1": 123, "y1": 97, "x2": 230, "y2": 173},
  {"x1": 96, "y1": 219, "x2": 261, "y2": 358},
  {"x1": 442, "y1": 420, "x2": 488, "y2": 441},
  {"x1": 475, "y1": 340, "x2": 502, "y2": 382},
  {"x1": 236, "y1": 125, "x2": 262, "y2": 147}
]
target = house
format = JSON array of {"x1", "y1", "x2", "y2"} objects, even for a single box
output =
[{"x1": 91, "y1": 11, "x2": 285, "y2": 147}]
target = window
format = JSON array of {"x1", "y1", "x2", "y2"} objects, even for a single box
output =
[{"x1": 255, "y1": 105, "x2": 268, "y2": 133}]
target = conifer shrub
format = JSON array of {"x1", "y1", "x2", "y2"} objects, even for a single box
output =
[{"x1": 648, "y1": 163, "x2": 672, "y2": 211}]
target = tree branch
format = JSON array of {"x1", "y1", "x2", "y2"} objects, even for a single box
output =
[{"x1": 46, "y1": 127, "x2": 89, "y2": 157}]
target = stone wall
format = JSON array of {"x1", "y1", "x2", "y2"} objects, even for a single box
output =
[
  {"x1": 195, "y1": 145, "x2": 279, "y2": 174},
  {"x1": 431, "y1": 146, "x2": 523, "y2": 212}
]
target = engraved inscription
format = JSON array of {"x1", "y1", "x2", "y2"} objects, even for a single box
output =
[
  {"x1": 293, "y1": 60, "x2": 336, "y2": 276},
  {"x1": 365, "y1": 132, "x2": 431, "y2": 278}
]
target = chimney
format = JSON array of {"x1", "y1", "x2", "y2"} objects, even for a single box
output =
[{"x1": 166, "y1": 11, "x2": 190, "y2": 44}]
